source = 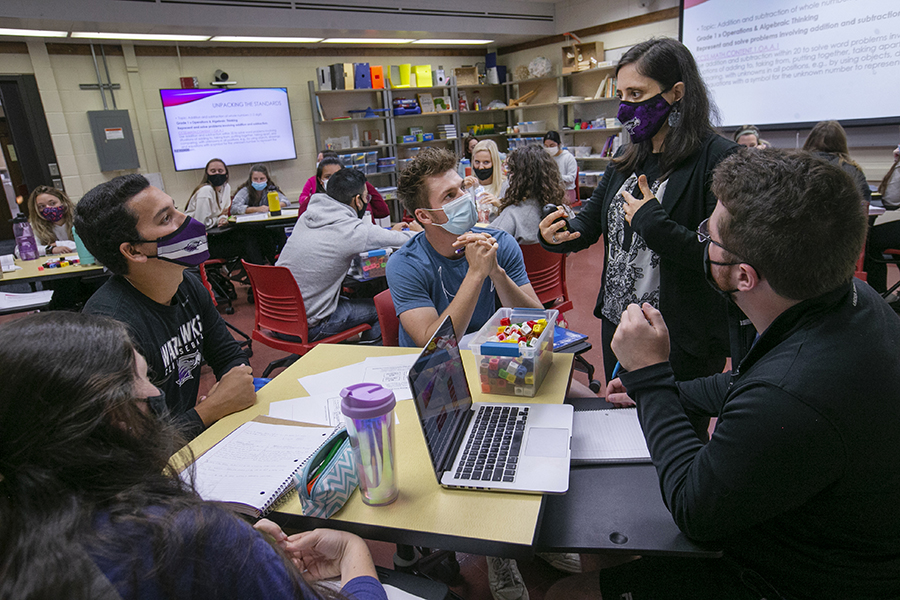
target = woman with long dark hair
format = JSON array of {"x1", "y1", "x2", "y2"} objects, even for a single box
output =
[
  {"x1": 493, "y1": 145, "x2": 565, "y2": 245},
  {"x1": 0, "y1": 312, "x2": 386, "y2": 600},
  {"x1": 298, "y1": 153, "x2": 391, "y2": 220},
  {"x1": 802, "y1": 120, "x2": 872, "y2": 204},
  {"x1": 185, "y1": 158, "x2": 232, "y2": 230},
  {"x1": 540, "y1": 37, "x2": 739, "y2": 391}
]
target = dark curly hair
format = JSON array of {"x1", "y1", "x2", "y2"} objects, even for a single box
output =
[
  {"x1": 398, "y1": 147, "x2": 459, "y2": 218},
  {"x1": 501, "y1": 145, "x2": 565, "y2": 211}
]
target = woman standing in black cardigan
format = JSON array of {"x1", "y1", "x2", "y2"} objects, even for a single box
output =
[{"x1": 541, "y1": 38, "x2": 739, "y2": 387}]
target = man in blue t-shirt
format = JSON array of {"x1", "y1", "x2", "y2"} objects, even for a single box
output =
[{"x1": 387, "y1": 148, "x2": 541, "y2": 347}]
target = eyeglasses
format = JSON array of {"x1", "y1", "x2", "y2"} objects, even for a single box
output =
[
  {"x1": 698, "y1": 218, "x2": 759, "y2": 273},
  {"x1": 697, "y1": 218, "x2": 740, "y2": 256}
]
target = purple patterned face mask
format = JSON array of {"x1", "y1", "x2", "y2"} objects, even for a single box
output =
[
  {"x1": 617, "y1": 93, "x2": 673, "y2": 143},
  {"x1": 140, "y1": 216, "x2": 209, "y2": 267},
  {"x1": 39, "y1": 204, "x2": 67, "y2": 223}
]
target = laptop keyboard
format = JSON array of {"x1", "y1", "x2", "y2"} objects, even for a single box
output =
[{"x1": 454, "y1": 405, "x2": 528, "y2": 483}]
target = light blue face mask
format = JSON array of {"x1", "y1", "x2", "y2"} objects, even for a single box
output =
[
  {"x1": 251, "y1": 181, "x2": 268, "y2": 191},
  {"x1": 423, "y1": 190, "x2": 477, "y2": 235}
]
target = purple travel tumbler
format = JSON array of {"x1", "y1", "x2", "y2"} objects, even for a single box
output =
[{"x1": 340, "y1": 383, "x2": 399, "y2": 506}]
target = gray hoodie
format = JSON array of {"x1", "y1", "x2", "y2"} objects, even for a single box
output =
[{"x1": 276, "y1": 193, "x2": 415, "y2": 326}]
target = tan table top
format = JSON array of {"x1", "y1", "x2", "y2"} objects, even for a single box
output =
[
  {"x1": 3, "y1": 254, "x2": 105, "y2": 284},
  {"x1": 183, "y1": 344, "x2": 574, "y2": 556}
]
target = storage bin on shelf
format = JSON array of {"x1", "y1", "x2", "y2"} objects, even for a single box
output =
[{"x1": 469, "y1": 307, "x2": 558, "y2": 397}]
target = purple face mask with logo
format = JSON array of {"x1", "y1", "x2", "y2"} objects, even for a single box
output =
[
  {"x1": 146, "y1": 216, "x2": 210, "y2": 267},
  {"x1": 616, "y1": 93, "x2": 673, "y2": 143}
]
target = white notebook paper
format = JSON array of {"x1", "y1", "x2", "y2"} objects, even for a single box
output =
[
  {"x1": 184, "y1": 419, "x2": 335, "y2": 516},
  {"x1": 571, "y1": 408, "x2": 651, "y2": 464}
]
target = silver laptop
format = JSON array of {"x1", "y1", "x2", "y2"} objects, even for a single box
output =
[{"x1": 407, "y1": 315, "x2": 573, "y2": 494}]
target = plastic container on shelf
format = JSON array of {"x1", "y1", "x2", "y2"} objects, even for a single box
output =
[
  {"x1": 573, "y1": 145, "x2": 592, "y2": 158},
  {"x1": 468, "y1": 307, "x2": 558, "y2": 397},
  {"x1": 350, "y1": 248, "x2": 393, "y2": 281}
]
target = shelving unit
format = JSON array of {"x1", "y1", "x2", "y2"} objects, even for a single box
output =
[{"x1": 307, "y1": 65, "x2": 626, "y2": 204}]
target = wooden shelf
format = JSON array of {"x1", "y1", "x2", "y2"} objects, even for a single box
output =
[
  {"x1": 567, "y1": 127, "x2": 622, "y2": 135},
  {"x1": 330, "y1": 144, "x2": 392, "y2": 153},
  {"x1": 394, "y1": 111, "x2": 457, "y2": 119},
  {"x1": 396, "y1": 138, "x2": 457, "y2": 147},
  {"x1": 504, "y1": 75, "x2": 561, "y2": 86},
  {"x1": 456, "y1": 83, "x2": 505, "y2": 91},
  {"x1": 563, "y1": 65, "x2": 617, "y2": 80},
  {"x1": 320, "y1": 116, "x2": 388, "y2": 124},
  {"x1": 389, "y1": 86, "x2": 453, "y2": 93},
  {"x1": 503, "y1": 102, "x2": 560, "y2": 111},
  {"x1": 317, "y1": 88, "x2": 386, "y2": 95},
  {"x1": 560, "y1": 97, "x2": 618, "y2": 106}
]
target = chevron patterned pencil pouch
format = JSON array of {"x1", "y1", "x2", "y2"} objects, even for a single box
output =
[{"x1": 296, "y1": 427, "x2": 359, "y2": 519}]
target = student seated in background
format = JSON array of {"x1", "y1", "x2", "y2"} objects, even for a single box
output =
[
  {"x1": 298, "y1": 151, "x2": 391, "y2": 220},
  {"x1": 550, "y1": 150, "x2": 900, "y2": 600},
  {"x1": 230, "y1": 163, "x2": 289, "y2": 215},
  {"x1": 387, "y1": 148, "x2": 541, "y2": 348},
  {"x1": 492, "y1": 145, "x2": 566, "y2": 246},
  {"x1": 542, "y1": 131, "x2": 578, "y2": 196},
  {"x1": 0, "y1": 311, "x2": 387, "y2": 600},
  {"x1": 184, "y1": 157, "x2": 231, "y2": 230},
  {"x1": 865, "y1": 145, "x2": 900, "y2": 296},
  {"x1": 732, "y1": 124, "x2": 769, "y2": 149},
  {"x1": 22, "y1": 185, "x2": 77, "y2": 256},
  {"x1": 802, "y1": 120, "x2": 871, "y2": 204},
  {"x1": 75, "y1": 174, "x2": 255, "y2": 440},
  {"x1": 277, "y1": 167, "x2": 420, "y2": 343}
]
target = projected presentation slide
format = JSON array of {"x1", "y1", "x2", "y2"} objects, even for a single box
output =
[
  {"x1": 682, "y1": 0, "x2": 900, "y2": 127},
  {"x1": 160, "y1": 88, "x2": 297, "y2": 171}
]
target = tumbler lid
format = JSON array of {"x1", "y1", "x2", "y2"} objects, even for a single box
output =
[{"x1": 340, "y1": 383, "x2": 396, "y2": 419}]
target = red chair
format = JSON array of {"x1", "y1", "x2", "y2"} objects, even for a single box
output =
[
  {"x1": 197, "y1": 261, "x2": 252, "y2": 356},
  {"x1": 566, "y1": 166, "x2": 581, "y2": 207},
  {"x1": 241, "y1": 260, "x2": 371, "y2": 377},
  {"x1": 520, "y1": 244, "x2": 601, "y2": 392},
  {"x1": 520, "y1": 244, "x2": 573, "y2": 314},
  {"x1": 374, "y1": 289, "x2": 400, "y2": 347}
]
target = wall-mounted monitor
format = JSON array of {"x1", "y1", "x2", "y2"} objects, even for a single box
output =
[
  {"x1": 681, "y1": 0, "x2": 900, "y2": 129},
  {"x1": 159, "y1": 88, "x2": 297, "y2": 171}
]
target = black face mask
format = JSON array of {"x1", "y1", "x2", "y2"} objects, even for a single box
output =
[
  {"x1": 207, "y1": 173, "x2": 227, "y2": 187},
  {"x1": 473, "y1": 167, "x2": 493, "y2": 181},
  {"x1": 145, "y1": 392, "x2": 168, "y2": 417},
  {"x1": 355, "y1": 195, "x2": 368, "y2": 219},
  {"x1": 703, "y1": 242, "x2": 740, "y2": 300}
]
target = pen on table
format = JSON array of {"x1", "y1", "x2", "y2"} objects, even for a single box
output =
[{"x1": 611, "y1": 361, "x2": 622, "y2": 379}]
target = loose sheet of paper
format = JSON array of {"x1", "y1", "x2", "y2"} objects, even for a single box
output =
[
  {"x1": 571, "y1": 408, "x2": 651, "y2": 463},
  {"x1": 269, "y1": 393, "x2": 343, "y2": 426},
  {"x1": 234, "y1": 213, "x2": 269, "y2": 223},
  {"x1": 186, "y1": 421, "x2": 333, "y2": 509},
  {"x1": 362, "y1": 354, "x2": 418, "y2": 401}
]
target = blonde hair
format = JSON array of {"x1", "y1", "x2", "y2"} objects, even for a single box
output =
[
  {"x1": 26, "y1": 186, "x2": 75, "y2": 245},
  {"x1": 471, "y1": 140, "x2": 506, "y2": 198}
]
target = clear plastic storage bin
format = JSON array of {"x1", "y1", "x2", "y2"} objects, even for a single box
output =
[{"x1": 469, "y1": 307, "x2": 558, "y2": 397}]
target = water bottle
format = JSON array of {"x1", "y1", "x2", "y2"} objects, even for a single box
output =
[
  {"x1": 72, "y1": 226, "x2": 96, "y2": 266},
  {"x1": 12, "y1": 214, "x2": 38, "y2": 261},
  {"x1": 340, "y1": 383, "x2": 399, "y2": 506}
]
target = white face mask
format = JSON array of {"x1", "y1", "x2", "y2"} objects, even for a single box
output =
[
  {"x1": 420, "y1": 190, "x2": 477, "y2": 235},
  {"x1": 544, "y1": 146, "x2": 559, "y2": 156}
]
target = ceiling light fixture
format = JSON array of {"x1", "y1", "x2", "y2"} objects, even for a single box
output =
[
  {"x1": 71, "y1": 32, "x2": 211, "y2": 42},
  {"x1": 322, "y1": 38, "x2": 415, "y2": 44},
  {"x1": 0, "y1": 28, "x2": 68, "y2": 38},
  {"x1": 210, "y1": 36, "x2": 323, "y2": 43},
  {"x1": 411, "y1": 39, "x2": 494, "y2": 45}
]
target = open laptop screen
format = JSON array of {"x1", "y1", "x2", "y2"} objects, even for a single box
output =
[{"x1": 407, "y1": 316, "x2": 473, "y2": 474}]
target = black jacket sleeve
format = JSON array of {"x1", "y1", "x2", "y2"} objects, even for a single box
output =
[{"x1": 621, "y1": 362, "x2": 844, "y2": 542}]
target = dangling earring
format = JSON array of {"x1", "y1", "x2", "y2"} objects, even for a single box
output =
[{"x1": 668, "y1": 102, "x2": 682, "y2": 128}]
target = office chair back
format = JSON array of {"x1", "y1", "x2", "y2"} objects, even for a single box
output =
[
  {"x1": 520, "y1": 243, "x2": 573, "y2": 314},
  {"x1": 374, "y1": 289, "x2": 400, "y2": 347}
]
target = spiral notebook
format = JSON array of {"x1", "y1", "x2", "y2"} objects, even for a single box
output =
[
  {"x1": 571, "y1": 408, "x2": 651, "y2": 465},
  {"x1": 184, "y1": 416, "x2": 337, "y2": 517}
]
